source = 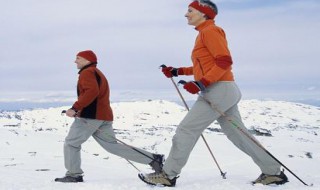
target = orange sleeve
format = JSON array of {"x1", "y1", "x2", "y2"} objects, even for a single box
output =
[{"x1": 180, "y1": 66, "x2": 194, "y2": 75}]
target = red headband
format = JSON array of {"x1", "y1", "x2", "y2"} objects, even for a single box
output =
[{"x1": 189, "y1": 1, "x2": 216, "y2": 19}]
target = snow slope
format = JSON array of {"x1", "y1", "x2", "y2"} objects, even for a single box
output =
[{"x1": 0, "y1": 99, "x2": 319, "y2": 190}]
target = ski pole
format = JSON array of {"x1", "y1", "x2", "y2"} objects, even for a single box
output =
[
  {"x1": 160, "y1": 65, "x2": 227, "y2": 179},
  {"x1": 61, "y1": 110, "x2": 160, "y2": 172},
  {"x1": 177, "y1": 81, "x2": 312, "y2": 186}
]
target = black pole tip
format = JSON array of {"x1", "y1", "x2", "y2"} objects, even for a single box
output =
[
  {"x1": 178, "y1": 80, "x2": 187, "y2": 85},
  {"x1": 221, "y1": 172, "x2": 227, "y2": 179}
]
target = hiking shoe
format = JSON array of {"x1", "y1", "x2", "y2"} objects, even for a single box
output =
[
  {"x1": 54, "y1": 175, "x2": 83, "y2": 183},
  {"x1": 138, "y1": 171, "x2": 178, "y2": 187},
  {"x1": 252, "y1": 171, "x2": 288, "y2": 185},
  {"x1": 149, "y1": 154, "x2": 165, "y2": 173}
]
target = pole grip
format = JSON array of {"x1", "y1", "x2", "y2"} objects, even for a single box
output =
[
  {"x1": 159, "y1": 64, "x2": 167, "y2": 68},
  {"x1": 178, "y1": 80, "x2": 187, "y2": 85}
]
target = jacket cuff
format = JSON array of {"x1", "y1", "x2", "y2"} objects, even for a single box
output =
[
  {"x1": 71, "y1": 105, "x2": 79, "y2": 112},
  {"x1": 199, "y1": 78, "x2": 210, "y2": 87}
]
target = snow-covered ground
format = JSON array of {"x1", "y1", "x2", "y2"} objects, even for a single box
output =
[{"x1": 0, "y1": 99, "x2": 319, "y2": 190}]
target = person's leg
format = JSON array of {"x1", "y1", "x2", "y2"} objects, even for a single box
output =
[
  {"x1": 163, "y1": 97, "x2": 218, "y2": 177},
  {"x1": 64, "y1": 118, "x2": 100, "y2": 176},
  {"x1": 92, "y1": 121, "x2": 156, "y2": 164},
  {"x1": 139, "y1": 82, "x2": 246, "y2": 186},
  {"x1": 163, "y1": 82, "x2": 241, "y2": 177},
  {"x1": 218, "y1": 105, "x2": 281, "y2": 175}
]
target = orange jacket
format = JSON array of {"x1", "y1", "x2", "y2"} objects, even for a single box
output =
[
  {"x1": 180, "y1": 20, "x2": 234, "y2": 85},
  {"x1": 72, "y1": 63, "x2": 113, "y2": 121}
]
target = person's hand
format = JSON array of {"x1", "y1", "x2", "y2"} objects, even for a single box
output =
[
  {"x1": 183, "y1": 80, "x2": 207, "y2": 94},
  {"x1": 66, "y1": 108, "x2": 77, "y2": 117},
  {"x1": 161, "y1": 67, "x2": 179, "y2": 78}
]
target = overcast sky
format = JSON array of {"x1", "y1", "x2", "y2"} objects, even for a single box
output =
[{"x1": 1, "y1": 0, "x2": 320, "y2": 103}]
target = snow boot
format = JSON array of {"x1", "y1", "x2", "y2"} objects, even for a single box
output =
[
  {"x1": 138, "y1": 171, "x2": 178, "y2": 187},
  {"x1": 149, "y1": 154, "x2": 165, "y2": 173},
  {"x1": 252, "y1": 171, "x2": 288, "y2": 185},
  {"x1": 54, "y1": 175, "x2": 83, "y2": 183}
]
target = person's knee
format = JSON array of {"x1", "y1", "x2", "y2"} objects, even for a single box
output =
[
  {"x1": 173, "y1": 127, "x2": 199, "y2": 145},
  {"x1": 64, "y1": 137, "x2": 84, "y2": 149}
]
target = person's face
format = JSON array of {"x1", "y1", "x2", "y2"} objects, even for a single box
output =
[
  {"x1": 185, "y1": 7, "x2": 206, "y2": 27},
  {"x1": 75, "y1": 56, "x2": 90, "y2": 69}
]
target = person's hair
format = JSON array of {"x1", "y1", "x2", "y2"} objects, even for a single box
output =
[{"x1": 198, "y1": 0, "x2": 218, "y2": 17}]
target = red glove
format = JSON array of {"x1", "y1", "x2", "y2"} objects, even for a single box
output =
[
  {"x1": 161, "y1": 67, "x2": 179, "y2": 78},
  {"x1": 183, "y1": 79, "x2": 210, "y2": 94}
]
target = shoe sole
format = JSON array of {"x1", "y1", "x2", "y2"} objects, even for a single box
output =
[
  {"x1": 251, "y1": 179, "x2": 288, "y2": 185},
  {"x1": 54, "y1": 177, "x2": 84, "y2": 183},
  {"x1": 138, "y1": 173, "x2": 175, "y2": 187},
  {"x1": 54, "y1": 180, "x2": 83, "y2": 183}
]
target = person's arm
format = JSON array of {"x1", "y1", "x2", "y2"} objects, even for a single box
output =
[
  {"x1": 179, "y1": 66, "x2": 194, "y2": 76},
  {"x1": 72, "y1": 70, "x2": 99, "y2": 112}
]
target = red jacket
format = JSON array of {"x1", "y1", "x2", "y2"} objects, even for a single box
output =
[
  {"x1": 72, "y1": 63, "x2": 113, "y2": 121},
  {"x1": 180, "y1": 20, "x2": 234, "y2": 85}
]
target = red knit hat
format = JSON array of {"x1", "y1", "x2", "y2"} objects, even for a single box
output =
[
  {"x1": 76, "y1": 50, "x2": 97, "y2": 63},
  {"x1": 189, "y1": 0, "x2": 217, "y2": 19}
]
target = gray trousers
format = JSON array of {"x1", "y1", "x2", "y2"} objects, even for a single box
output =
[
  {"x1": 64, "y1": 118, "x2": 154, "y2": 176},
  {"x1": 163, "y1": 82, "x2": 281, "y2": 177}
]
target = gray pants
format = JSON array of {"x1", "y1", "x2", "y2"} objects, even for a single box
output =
[
  {"x1": 163, "y1": 82, "x2": 281, "y2": 177},
  {"x1": 64, "y1": 118, "x2": 154, "y2": 176}
]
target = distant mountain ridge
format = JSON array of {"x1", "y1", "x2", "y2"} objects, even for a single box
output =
[{"x1": 1, "y1": 99, "x2": 319, "y2": 138}]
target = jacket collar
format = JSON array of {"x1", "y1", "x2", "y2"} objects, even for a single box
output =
[
  {"x1": 195, "y1": 20, "x2": 215, "y2": 31},
  {"x1": 78, "y1": 62, "x2": 97, "y2": 74}
]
